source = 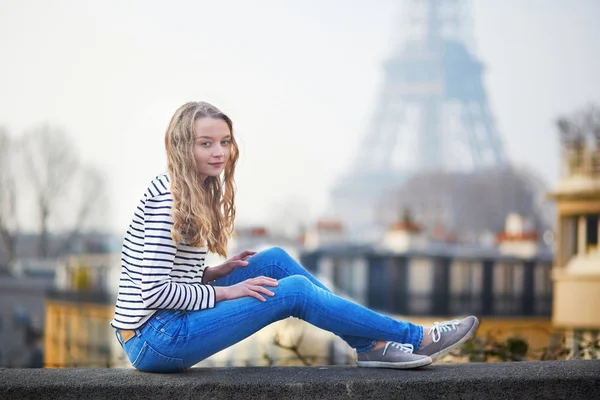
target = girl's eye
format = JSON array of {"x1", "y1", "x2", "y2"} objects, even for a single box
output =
[
  {"x1": 221, "y1": 140, "x2": 230, "y2": 146},
  {"x1": 200, "y1": 142, "x2": 211, "y2": 147}
]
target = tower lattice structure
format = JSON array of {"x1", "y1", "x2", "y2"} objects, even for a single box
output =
[{"x1": 330, "y1": 0, "x2": 507, "y2": 237}]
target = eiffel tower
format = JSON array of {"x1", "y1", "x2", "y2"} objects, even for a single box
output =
[{"x1": 329, "y1": 0, "x2": 507, "y2": 239}]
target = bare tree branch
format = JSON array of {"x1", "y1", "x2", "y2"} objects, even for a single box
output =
[
  {"x1": 21, "y1": 124, "x2": 79, "y2": 257},
  {"x1": 272, "y1": 329, "x2": 312, "y2": 366},
  {"x1": 380, "y1": 165, "x2": 553, "y2": 241},
  {"x1": 558, "y1": 104, "x2": 600, "y2": 147},
  {"x1": 56, "y1": 165, "x2": 108, "y2": 254}
]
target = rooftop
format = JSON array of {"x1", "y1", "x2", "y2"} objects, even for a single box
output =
[{"x1": 1, "y1": 360, "x2": 598, "y2": 400}]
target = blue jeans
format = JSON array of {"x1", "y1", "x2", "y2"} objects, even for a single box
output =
[{"x1": 115, "y1": 247, "x2": 423, "y2": 372}]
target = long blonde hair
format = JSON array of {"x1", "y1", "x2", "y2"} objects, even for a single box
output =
[{"x1": 164, "y1": 101, "x2": 238, "y2": 257}]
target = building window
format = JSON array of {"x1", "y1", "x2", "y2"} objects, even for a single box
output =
[
  {"x1": 586, "y1": 215, "x2": 598, "y2": 254},
  {"x1": 566, "y1": 216, "x2": 578, "y2": 261},
  {"x1": 534, "y1": 264, "x2": 553, "y2": 315},
  {"x1": 534, "y1": 265, "x2": 552, "y2": 295},
  {"x1": 12, "y1": 307, "x2": 29, "y2": 328},
  {"x1": 493, "y1": 263, "x2": 523, "y2": 315},
  {"x1": 408, "y1": 260, "x2": 433, "y2": 314},
  {"x1": 449, "y1": 261, "x2": 482, "y2": 314}
]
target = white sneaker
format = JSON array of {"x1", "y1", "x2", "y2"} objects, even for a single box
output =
[
  {"x1": 415, "y1": 316, "x2": 479, "y2": 361},
  {"x1": 356, "y1": 342, "x2": 432, "y2": 369}
]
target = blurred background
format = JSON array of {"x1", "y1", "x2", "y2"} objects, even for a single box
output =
[{"x1": 0, "y1": 0, "x2": 599, "y2": 368}]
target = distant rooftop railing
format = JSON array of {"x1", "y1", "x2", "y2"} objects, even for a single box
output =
[
  {"x1": 300, "y1": 248, "x2": 553, "y2": 318},
  {"x1": 562, "y1": 144, "x2": 600, "y2": 178}
]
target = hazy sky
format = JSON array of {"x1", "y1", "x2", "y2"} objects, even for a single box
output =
[{"x1": 1, "y1": 0, "x2": 599, "y2": 234}]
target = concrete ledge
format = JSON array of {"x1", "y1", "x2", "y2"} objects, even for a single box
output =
[{"x1": 1, "y1": 360, "x2": 599, "y2": 399}]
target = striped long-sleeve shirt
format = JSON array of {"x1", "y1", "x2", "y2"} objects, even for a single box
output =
[{"x1": 110, "y1": 173, "x2": 216, "y2": 330}]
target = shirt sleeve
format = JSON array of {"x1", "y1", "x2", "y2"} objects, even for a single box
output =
[
  {"x1": 140, "y1": 193, "x2": 216, "y2": 311},
  {"x1": 197, "y1": 263, "x2": 211, "y2": 284}
]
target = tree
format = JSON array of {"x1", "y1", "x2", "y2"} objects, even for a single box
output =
[
  {"x1": 556, "y1": 104, "x2": 600, "y2": 147},
  {"x1": 378, "y1": 165, "x2": 553, "y2": 242},
  {"x1": 0, "y1": 127, "x2": 19, "y2": 267},
  {"x1": 55, "y1": 165, "x2": 108, "y2": 254},
  {"x1": 557, "y1": 104, "x2": 600, "y2": 176},
  {"x1": 20, "y1": 124, "x2": 108, "y2": 258},
  {"x1": 21, "y1": 124, "x2": 78, "y2": 257}
]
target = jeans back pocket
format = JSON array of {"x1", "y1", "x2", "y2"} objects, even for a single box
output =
[{"x1": 132, "y1": 341, "x2": 185, "y2": 373}]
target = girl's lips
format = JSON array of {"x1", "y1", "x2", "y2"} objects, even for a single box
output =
[{"x1": 209, "y1": 162, "x2": 224, "y2": 167}]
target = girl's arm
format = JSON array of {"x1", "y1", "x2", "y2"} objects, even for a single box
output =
[{"x1": 139, "y1": 193, "x2": 216, "y2": 310}]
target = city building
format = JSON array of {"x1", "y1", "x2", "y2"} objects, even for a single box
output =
[
  {"x1": 44, "y1": 253, "x2": 121, "y2": 368},
  {"x1": 303, "y1": 220, "x2": 346, "y2": 251},
  {"x1": 0, "y1": 259, "x2": 58, "y2": 368},
  {"x1": 549, "y1": 124, "x2": 600, "y2": 359},
  {"x1": 300, "y1": 211, "x2": 555, "y2": 360},
  {"x1": 496, "y1": 213, "x2": 540, "y2": 259},
  {"x1": 383, "y1": 210, "x2": 427, "y2": 253}
]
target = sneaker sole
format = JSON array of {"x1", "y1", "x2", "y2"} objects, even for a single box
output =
[
  {"x1": 356, "y1": 357, "x2": 433, "y2": 370},
  {"x1": 429, "y1": 317, "x2": 480, "y2": 361}
]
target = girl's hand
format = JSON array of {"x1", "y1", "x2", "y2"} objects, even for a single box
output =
[
  {"x1": 215, "y1": 276, "x2": 278, "y2": 302},
  {"x1": 226, "y1": 250, "x2": 257, "y2": 266},
  {"x1": 204, "y1": 250, "x2": 257, "y2": 283}
]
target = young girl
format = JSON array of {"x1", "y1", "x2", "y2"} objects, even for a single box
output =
[{"x1": 110, "y1": 101, "x2": 478, "y2": 373}]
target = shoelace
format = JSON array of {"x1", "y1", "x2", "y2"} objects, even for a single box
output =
[
  {"x1": 382, "y1": 342, "x2": 414, "y2": 356},
  {"x1": 428, "y1": 319, "x2": 461, "y2": 343}
]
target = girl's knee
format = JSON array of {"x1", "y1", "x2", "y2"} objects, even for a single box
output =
[
  {"x1": 262, "y1": 246, "x2": 290, "y2": 260},
  {"x1": 279, "y1": 275, "x2": 312, "y2": 293},
  {"x1": 277, "y1": 275, "x2": 314, "y2": 317}
]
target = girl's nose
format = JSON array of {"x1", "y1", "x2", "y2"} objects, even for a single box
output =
[{"x1": 213, "y1": 145, "x2": 225, "y2": 157}]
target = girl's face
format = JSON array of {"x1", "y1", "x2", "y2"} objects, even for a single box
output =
[{"x1": 193, "y1": 117, "x2": 232, "y2": 181}]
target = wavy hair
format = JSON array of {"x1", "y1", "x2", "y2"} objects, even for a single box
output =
[{"x1": 164, "y1": 101, "x2": 238, "y2": 257}]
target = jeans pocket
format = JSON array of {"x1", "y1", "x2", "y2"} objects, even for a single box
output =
[
  {"x1": 149, "y1": 311, "x2": 184, "y2": 337},
  {"x1": 131, "y1": 341, "x2": 185, "y2": 373},
  {"x1": 116, "y1": 330, "x2": 140, "y2": 362}
]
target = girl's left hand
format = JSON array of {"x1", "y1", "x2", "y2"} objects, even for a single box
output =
[
  {"x1": 224, "y1": 250, "x2": 256, "y2": 270},
  {"x1": 208, "y1": 250, "x2": 257, "y2": 282}
]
